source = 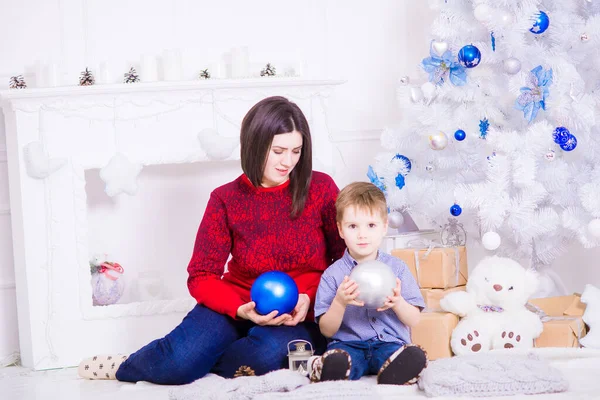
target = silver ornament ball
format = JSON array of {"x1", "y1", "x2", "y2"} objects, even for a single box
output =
[
  {"x1": 388, "y1": 211, "x2": 405, "y2": 229},
  {"x1": 503, "y1": 57, "x2": 521, "y2": 75},
  {"x1": 482, "y1": 231, "x2": 501, "y2": 250},
  {"x1": 429, "y1": 132, "x2": 449, "y2": 150},
  {"x1": 349, "y1": 260, "x2": 397, "y2": 309}
]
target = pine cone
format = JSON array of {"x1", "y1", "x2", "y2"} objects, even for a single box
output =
[
  {"x1": 233, "y1": 365, "x2": 255, "y2": 378},
  {"x1": 199, "y1": 69, "x2": 211, "y2": 79},
  {"x1": 124, "y1": 67, "x2": 140, "y2": 83},
  {"x1": 79, "y1": 68, "x2": 95, "y2": 86},
  {"x1": 9, "y1": 75, "x2": 27, "y2": 89},
  {"x1": 260, "y1": 63, "x2": 276, "y2": 77}
]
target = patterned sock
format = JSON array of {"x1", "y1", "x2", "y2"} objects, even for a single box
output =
[
  {"x1": 377, "y1": 344, "x2": 428, "y2": 385},
  {"x1": 309, "y1": 349, "x2": 351, "y2": 382},
  {"x1": 77, "y1": 354, "x2": 128, "y2": 380}
]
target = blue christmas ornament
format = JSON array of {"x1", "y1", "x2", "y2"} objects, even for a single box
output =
[
  {"x1": 491, "y1": 32, "x2": 496, "y2": 52},
  {"x1": 393, "y1": 154, "x2": 412, "y2": 174},
  {"x1": 421, "y1": 40, "x2": 467, "y2": 86},
  {"x1": 251, "y1": 271, "x2": 299, "y2": 315},
  {"x1": 479, "y1": 118, "x2": 490, "y2": 139},
  {"x1": 450, "y1": 204, "x2": 462, "y2": 217},
  {"x1": 395, "y1": 174, "x2": 405, "y2": 190},
  {"x1": 515, "y1": 65, "x2": 553, "y2": 122},
  {"x1": 454, "y1": 129, "x2": 466, "y2": 141},
  {"x1": 552, "y1": 127, "x2": 571, "y2": 145},
  {"x1": 367, "y1": 165, "x2": 386, "y2": 194},
  {"x1": 559, "y1": 134, "x2": 577, "y2": 151},
  {"x1": 530, "y1": 11, "x2": 550, "y2": 34},
  {"x1": 458, "y1": 45, "x2": 481, "y2": 68}
]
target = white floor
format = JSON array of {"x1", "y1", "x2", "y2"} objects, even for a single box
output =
[
  {"x1": 0, "y1": 366, "x2": 170, "y2": 400},
  {"x1": 2, "y1": 348, "x2": 600, "y2": 400}
]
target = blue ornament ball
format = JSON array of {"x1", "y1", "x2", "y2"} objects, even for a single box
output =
[
  {"x1": 458, "y1": 45, "x2": 481, "y2": 68},
  {"x1": 530, "y1": 11, "x2": 550, "y2": 34},
  {"x1": 450, "y1": 204, "x2": 462, "y2": 217},
  {"x1": 393, "y1": 154, "x2": 412, "y2": 174},
  {"x1": 552, "y1": 126, "x2": 570, "y2": 145},
  {"x1": 559, "y1": 134, "x2": 577, "y2": 151},
  {"x1": 395, "y1": 174, "x2": 405, "y2": 190},
  {"x1": 454, "y1": 129, "x2": 466, "y2": 141},
  {"x1": 250, "y1": 271, "x2": 299, "y2": 315}
]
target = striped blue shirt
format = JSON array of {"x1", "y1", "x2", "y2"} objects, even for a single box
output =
[{"x1": 314, "y1": 250, "x2": 425, "y2": 345}]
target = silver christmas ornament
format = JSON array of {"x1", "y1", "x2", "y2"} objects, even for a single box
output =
[
  {"x1": 440, "y1": 218, "x2": 467, "y2": 246},
  {"x1": 503, "y1": 57, "x2": 521, "y2": 75},
  {"x1": 410, "y1": 87, "x2": 424, "y2": 102},
  {"x1": 482, "y1": 231, "x2": 501, "y2": 250},
  {"x1": 349, "y1": 260, "x2": 397, "y2": 308},
  {"x1": 429, "y1": 132, "x2": 449, "y2": 150},
  {"x1": 388, "y1": 211, "x2": 405, "y2": 229},
  {"x1": 581, "y1": 33, "x2": 589, "y2": 42},
  {"x1": 399, "y1": 76, "x2": 410, "y2": 85}
]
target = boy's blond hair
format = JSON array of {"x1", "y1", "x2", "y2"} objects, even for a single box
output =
[{"x1": 335, "y1": 182, "x2": 388, "y2": 222}]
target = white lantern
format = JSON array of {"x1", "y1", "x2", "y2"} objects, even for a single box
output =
[{"x1": 287, "y1": 340, "x2": 314, "y2": 376}]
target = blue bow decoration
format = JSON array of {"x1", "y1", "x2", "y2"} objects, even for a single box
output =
[
  {"x1": 421, "y1": 41, "x2": 467, "y2": 86},
  {"x1": 515, "y1": 65, "x2": 553, "y2": 122}
]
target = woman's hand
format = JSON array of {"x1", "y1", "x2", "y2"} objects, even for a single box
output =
[
  {"x1": 236, "y1": 301, "x2": 292, "y2": 326},
  {"x1": 283, "y1": 293, "x2": 310, "y2": 326}
]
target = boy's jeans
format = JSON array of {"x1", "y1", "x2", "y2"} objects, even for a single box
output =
[
  {"x1": 325, "y1": 339, "x2": 403, "y2": 380},
  {"x1": 115, "y1": 304, "x2": 326, "y2": 385}
]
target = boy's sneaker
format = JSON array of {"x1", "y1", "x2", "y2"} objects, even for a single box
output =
[{"x1": 377, "y1": 344, "x2": 427, "y2": 385}]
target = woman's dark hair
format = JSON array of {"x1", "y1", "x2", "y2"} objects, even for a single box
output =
[{"x1": 240, "y1": 96, "x2": 313, "y2": 218}]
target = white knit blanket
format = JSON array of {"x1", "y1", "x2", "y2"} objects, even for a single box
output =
[{"x1": 168, "y1": 348, "x2": 600, "y2": 400}]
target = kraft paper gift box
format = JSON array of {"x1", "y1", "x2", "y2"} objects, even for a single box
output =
[
  {"x1": 529, "y1": 294, "x2": 587, "y2": 348},
  {"x1": 420, "y1": 286, "x2": 467, "y2": 312},
  {"x1": 411, "y1": 312, "x2": 459, "y2": 360},
  {"x1": 391, "y1": 245, "x2": 468, "y2": 289}
]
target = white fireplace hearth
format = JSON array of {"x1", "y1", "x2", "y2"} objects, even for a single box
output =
[{"x1": 0, "y1": 78, "x2": 344, "y2": 370}]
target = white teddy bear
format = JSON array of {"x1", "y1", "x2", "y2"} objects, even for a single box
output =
[
  {"x1": 440, "y1": 256, "x2": 543, "y2": 356},
  {"x1": 580, "y1": 284, "x2": 600, "y2": 349}
]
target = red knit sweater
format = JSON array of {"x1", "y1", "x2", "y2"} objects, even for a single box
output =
[{"x1": 187, "y1": 171, "x2": 346, "y2": 319}]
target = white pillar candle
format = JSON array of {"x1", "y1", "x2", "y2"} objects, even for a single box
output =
[
  {"x1": 231, "y1": 46, "x2": 249, "y2": 78},
  {"x1": 140, "y1": 54, "x2": 158, "y2": 81},
  {"x1": 46, "y1": 63, "x2": 60, "y2": 87},
  {"x1": 162, "y1": 50, "x2": 183, "y2": 81}
]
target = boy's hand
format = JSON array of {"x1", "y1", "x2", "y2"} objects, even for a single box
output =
[
  {"x1": 377, "y1": 278, "x2": 403, "y2": 312},
  {"x1": 334, "y1": 276, "x2": 364, "y2": 307}
]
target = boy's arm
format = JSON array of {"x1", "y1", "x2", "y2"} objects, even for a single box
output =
[
  {"x1": 391, "y1": 258, "x2": 426, "y2": 328},
  {"x1": 318, "y1": 297, "x2": 347, "y2": 338},
  {"x1": 392, "y1": 297, "x2": 421, "y2": 328}
]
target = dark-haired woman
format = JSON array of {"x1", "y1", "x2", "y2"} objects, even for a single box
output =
[{"x1": 78, "y1": 96, "x2": 346, "y2": 385}]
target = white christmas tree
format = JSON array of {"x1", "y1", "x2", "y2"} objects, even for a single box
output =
[{"x1": 372, "y1": 0, "x2": 600, "y2": 272}]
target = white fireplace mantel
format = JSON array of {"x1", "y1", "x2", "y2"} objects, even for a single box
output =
[{"x1": 0, "y1": 77, "x2": 345, "y2": 370}]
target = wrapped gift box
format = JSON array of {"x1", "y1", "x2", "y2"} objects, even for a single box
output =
[
  {"x1": 420, "y1": 286, "x2": 467, "y2": 312},
  {"x1": 529, "y1": 294, "x2": 587, "y2": 348},
  {"x1": 411, "y1": 312, "x2": 458, "y2": 360},
  {"x1": 392, "y1": 246, "x2": 468, "y2": 289}
]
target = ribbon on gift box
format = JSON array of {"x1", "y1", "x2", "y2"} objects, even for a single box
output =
[
  {"x1": 526, "y1": 302, "x2": 584, "y2": 346},
  {"x1": 406, "y1": 239, "x2": 462, "y2": 287}
]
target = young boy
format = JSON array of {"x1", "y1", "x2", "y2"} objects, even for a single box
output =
[{"x1": 311, "y1": 182, "x2": 427, "y2": 385}]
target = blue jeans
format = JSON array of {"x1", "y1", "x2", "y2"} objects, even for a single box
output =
[
  {"x1": 327, "y1": 339, "x2": 403, "y2": 380},
  {"x1": 115, "y1": 304, "x2": 327, "y2": 385}
]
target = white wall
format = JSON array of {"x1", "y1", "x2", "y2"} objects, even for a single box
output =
[{"x1": 2, "y1": 0, "x2": 597, "y2": 365}]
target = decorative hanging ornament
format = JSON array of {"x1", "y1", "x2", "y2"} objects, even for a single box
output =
[
  {"x1": 530, "y1": 11, "x2": 550, "y2": 34},
  {"x1": 429, "y1": 132, "x2": 449, "y2": 150},
  {"x1": 482, "y1": 231, "x2": 501, "y2": 250},
  {"x1": 474, "y1": 4, "x2": 493, "y2": 22},
  {"x1": 450, "y1": 204, "x2": 462, "y2": 217},
  {"x1": 588, "y1": 219, "x2": 600, "y2": 238},
  {"x1": 496, "y1": 10, "x2": 513, "y2": 27},
  {"x1": 399, "y1": 76, "x2": 410, "y2": 85},
  {"x1": 431, "y1": 40, "x2": 449, "y2": 56},
  {"x1": 552, "y1": 127, "x2": 571, "y2": 145},
  {"x1": 393, "y1": 154, "x2": 412, "y2": 175},
  {"x1": 388, "y1": 211, "x2": 405, "y2": 229},
  {"x1": 454, "y1": 129, "x2": 466, "y2": 141},
  {"x1": 440, "y1": 218, "x2": 467, "y2": 246},
  {"x1": 458, "y1": 45, "x2": 481, "y2": 68},
  {"x1": 581, "y1": 33, "x2": 589, "y2": 42},
  {"x1": 560, "y1": 134, "x2": 577, "y2": 151},
  {"x1": 544, "y1": 149, "x2": 556, "y2": 161},
  {"x1": 503, "y1": 57, "x2": 521, "y2": 75}
]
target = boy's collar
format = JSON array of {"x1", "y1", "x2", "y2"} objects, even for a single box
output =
[{"x1": 344, "y1": 249, "x2": 382, "y2": 266}]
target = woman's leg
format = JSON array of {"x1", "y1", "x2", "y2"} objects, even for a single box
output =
[
  {"x1": 115, "y1": 304, "x2": 249, "y2": 385},
  {"x1": 211, "y1": 321, "x2": 326, "y2": 378}
]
